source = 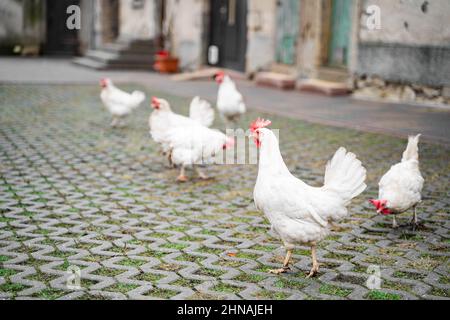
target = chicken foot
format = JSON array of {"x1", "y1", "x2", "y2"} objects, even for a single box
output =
[
  {"x1": 392, "y1": 215, "x2": 398, "y2": 229},
  {"x1": 177, "y1": 166, "x2": 188, "y2": 182},
  {"x1": 306, "y1": 243, "x2": 320, "y2": 278},
  {"x1": 194, "y1": 166, "x2": 209, "y2": 180},
  {"x1": 268, "y1": 249, "x2": 292, "y2": 275},
  {"x1": 110, "y1": 116, "x2": 119, "y2": 127}
]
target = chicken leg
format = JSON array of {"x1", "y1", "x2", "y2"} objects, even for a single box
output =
[
  {"x1": 269, "y1": 249, "x2": 292, "y2": 275},
  {"x1": 392, "y1": 215, "x2": 399, "y2": 229},
  {"x1": 177, "y1": 165, "x2": 188, "y2": 182},
  {"x1": 410, "y1": 205, "x2": 419, "y2": 231},
  {"x1": 306, "y1": 243, "x2": 320, "y2": 278}
]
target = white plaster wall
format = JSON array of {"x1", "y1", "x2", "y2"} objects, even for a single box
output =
[
  {"x1": 246, "y1": 0, "x2": 277, "y2": 73},
  {"x1": 165, "y1": 0, "x2": 206, "y2": 70},
  {"x1": 0, "y1": 0, "x2": 24, "y2": 39},
  {"x1": 119, "y1": 0, "x2": 158, "y2": 40},
  {"x1": 359, "y1": 0, "x2": 450, "y2": 46}
]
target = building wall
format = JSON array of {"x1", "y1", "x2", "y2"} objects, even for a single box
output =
[
  {"x1": 246, "y1": 0, "x2": 277, "y2": 74},
  {"x1": 119, "y1": 0, "x2": 159, "y2": 40},
  {"x1": 0, "y1": 0, "x2": 44, "y2": 47},
  {"x1": 357, "y1": 0, "x2": 450, "y2": 86},
  {"x1": 296, "y1": 0, "x2": 321, "y2": 78},
  {"x1": 165, "y1": 0, "x2": 207, "y2": 71}
]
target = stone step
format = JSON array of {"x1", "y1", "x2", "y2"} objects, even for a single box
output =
[
  {"x1": 254, "y1": 72, "x2": 296, "y2": 90},
  {"x1": 73, "y1": 57, "x2": 108, "y2": 70},
  {"x1": 297, "y1": 79, "x2": 351, "y2": 96},
  {"x1": 85, "y1": 49, "x2": 154, "y2": 65},
  {"x1": 73, "y1": 56, "x2": 154, "y2": 70},
  {"x1": 316, "y1": 67, "x2": 350, "y2": 83}
]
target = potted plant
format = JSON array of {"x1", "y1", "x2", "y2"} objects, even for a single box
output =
[
  {"x1": 154, "y1": 50, "x2": 179, "y2": 73},
  {"x1": 153, "y1": 5, "x2": 179, "y2": 73}
]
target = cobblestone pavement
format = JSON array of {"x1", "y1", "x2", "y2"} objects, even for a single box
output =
[{"x1": 0, "y1": 84, "x2": 449, "y2": 300}]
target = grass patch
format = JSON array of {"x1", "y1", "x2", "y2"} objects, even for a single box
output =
[
  {"x1": 234, "y1": 273, "x2": 266, "y2": 283},
  {"x1": 107, "y1": 283, "x2": 139, "y2": 294},
  {"x1": 366, "y1": 290, "x2": 401, "y2": 300},
  {"x1": 118, "y1": 258, "x2": 146, "y2": 267},
  {"x1": 213, "y1": 283, "x2": 242, "y2": 294},
  {"x1": 160, "y1": 243, "x2": 189, "y2": 250},
  {"x1": 144, "y1": 287, "x2": 178, "y2": 299},
  {"x1": 319, "y1": 284, "x2": 352, "y2": 297},
  {"x1": 33, "y1": 288, "x2": 66, "y2": 300},
  {"x1": 255, "y1": 290, "x2": 288, "y2": 300}
]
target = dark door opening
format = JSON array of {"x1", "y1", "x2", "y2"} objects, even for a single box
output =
[
  {"x1": 209, "y1": 0, "x2": 247, "y2": 72},
  {"x1": 45, "y1": 0, "x2": 80, "y2": 55}
]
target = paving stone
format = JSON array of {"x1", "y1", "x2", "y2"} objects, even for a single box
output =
[{"x1": 0, "y1": 84, "x2": 448, "y2": 300}]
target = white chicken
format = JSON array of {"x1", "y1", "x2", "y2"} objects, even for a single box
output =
[
  {"x1": 99, "y1": 78, "x2": 146, "y2": 127},
  {"x1": 149, "y1": 96, "x2": 215, "y2": 165},
  {"x1": 160, "y1": 125, "x2": 234, "y2": 182},
  {"x1": 251, "y1": 118, "x2": 367, "y2": 277},
  {"x1": 214, "y1": 71, "x2": 246, "y2": 126},
  {"x1": 370, "y1": 134, "x2": 424, "y2": 230}
]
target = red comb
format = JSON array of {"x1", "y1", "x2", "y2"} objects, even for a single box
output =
[
  {"x1": 250, "y1": 118, "x2": 272, "y2": 132},
  {"x1": 152, "y1": 96, "x2": 158, "y2": 103}
]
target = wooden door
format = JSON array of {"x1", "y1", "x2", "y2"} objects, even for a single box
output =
[
  {"x1": 276, "y1": 0, "x2": 300, "y2": 65},
  {"x1": 328, "y1": 0, "x2": 352, "y2": 67},
  {"x1": 45, "y1": 0, "x2": 80, "y2": 55},
  {"x1": 209, "y1": 0, "x2": 248, "y2": 71}
]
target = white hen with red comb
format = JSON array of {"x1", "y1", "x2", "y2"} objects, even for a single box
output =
[
  {"x1": 251, "y1": 119, "x2": 366, "y2": 277},
  {"x1": 100, "y1": 78, "x2": 146, "y2": 127},
  {"x1": 370, "y1": 134, "x2": 424, "y2": 229},
  {"x1": 149, "y1": 96, "x2": 215, "y2": 162},
  {"x1": 214, "y1": 72, "x2": 246, "y2": 125},
  {"x1": 160, "y1": 125, "x2": 234, "y2": 182}
]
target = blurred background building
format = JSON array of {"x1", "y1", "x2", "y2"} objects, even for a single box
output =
[{"x1": 1, "y1": 0, "x2": 449, "y2": 105}]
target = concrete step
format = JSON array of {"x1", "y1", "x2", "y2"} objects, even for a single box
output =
[
  {"x1": 254, "y1": 72, "x2": 296, "y2": 90},
  {"x1": 73, "y1": 57, "x2": 108, "y2": 70},
  {"x1": 316, "y1": 67, "x2": 350, "y2": 83},
  {"x1": 85, "y1": 49, "x2": 154, "y2": 65},
  {"x1": 297, "y1": 79, "x2": 351, "y2": 96}
]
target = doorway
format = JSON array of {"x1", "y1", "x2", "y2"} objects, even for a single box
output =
[
  {"x1": 209, "y1": 0, "x2": 248, "y2": 71},
  {"x1": 327, "y1": 0, "x2": 352, "y2": 67},
  {"x1": 275, "y1": 0, "x2": 300, "y2": 65},
  {"x1": 45, "y1": 0, "x2": 80, "y2": 55}
]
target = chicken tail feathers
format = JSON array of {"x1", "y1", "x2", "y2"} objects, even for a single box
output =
[
  {"x1": 323, "y1": 147, "x2": 367, "y2": 204},
  {"x1": 189, "y1": 96, "x2": 215, "y2": 127},
  {"x1": 130, "y1": 91, "x2": 146, "y2": 109},
  {"x1": 402, "y1": 134, "x2": 421, "y2": 162}
]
